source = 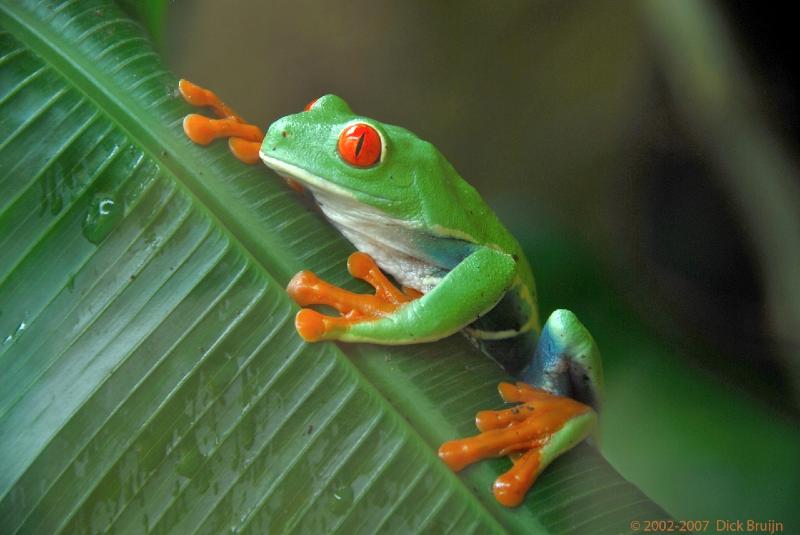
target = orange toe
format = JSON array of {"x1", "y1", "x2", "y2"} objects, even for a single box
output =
[
  {"x1": 295, "y1": 309, "x2": 328, "y2": 342},
  {"x1": 178, "y1": 79, "x2": 213, "y2": 108},
  {"x1": 228, "y1": 137, "x2": 262, "y2": 164},
  {"x1": 178, "y1": 78, "x2": 244, "y2": 121},
  {"x1": 286, "y1": 271, "x2": 322, "y2": 307},
  {"x1": 493, "y1": 448, "x2": 541, "y2": 507},
  {"x1": 183, "y1": 114, "x2": 217, "y2": 145},
  {"x1": 475, "y1": 402, "x2": 536, "y2": 432},
  {"x1": 498, "y1": 382, "x2": 552, "y2": 404},
  {"x1": 285, "y1": 178, "x2": 305, "y2": 193},
  {"x1": 347, "y1": 252, "x2": 412, "y2": 305}
]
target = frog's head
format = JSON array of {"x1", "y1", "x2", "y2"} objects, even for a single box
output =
[{"x1": 259, "y1": 95, "x2": 448, "y2": 218}]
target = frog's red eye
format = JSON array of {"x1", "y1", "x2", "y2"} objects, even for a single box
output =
[
  {"x1": 303, "y1": 98, "x2": 319, "y2": 111},
  {"x1": 338, "y1": 123, "x2": 382, "y2": 167}
]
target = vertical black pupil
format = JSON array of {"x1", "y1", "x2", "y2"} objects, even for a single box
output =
[{"x1": 355, "y1": 132, "x2": 365, "y2": 158}]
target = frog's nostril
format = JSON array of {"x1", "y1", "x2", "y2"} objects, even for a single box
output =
[{"x1": 265, "y1": 118, "x2": 291, "y2": 146}]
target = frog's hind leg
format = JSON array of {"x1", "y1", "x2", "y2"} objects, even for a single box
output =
[
  {"x1": 438, "y1": 309, "x2": 602, "y2": 507},
  {"x1": 521, "y1": 309, "x2": 603, "y2": 411},
  {"x1": 439, "y1": 382, "x2": 596, "y2": 507},
  {"x1": 178, "y1": 79, "x2": 264, "y2": 164}
]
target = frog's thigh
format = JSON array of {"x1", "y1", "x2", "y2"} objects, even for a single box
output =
[
  {"x1": 341, "y1": 247, "x2": 517, "y2": 344},
  {"x1": 521, "y1": 309, "x2": 603, "y2": 410}
]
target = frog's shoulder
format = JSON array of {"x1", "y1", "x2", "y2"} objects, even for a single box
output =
[{"x1": 415, "y1": 153, "x2": 516, "y2": 251}]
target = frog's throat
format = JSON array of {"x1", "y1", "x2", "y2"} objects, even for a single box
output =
[{"x1": 259, "y1": 153, "x2": 359, "y2": 201}]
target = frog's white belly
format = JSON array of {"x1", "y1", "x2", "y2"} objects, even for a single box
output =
[
  {"x1": 258, "y1": 154, "x2": 448, "y2": 292},
  {"x1": 313, "y1": 190, "x2": 446, "y2": 293}
]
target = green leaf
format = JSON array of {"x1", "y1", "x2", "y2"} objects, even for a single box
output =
[{"x1": 0, "y1": 1, "x2": 667, "y2": 533}]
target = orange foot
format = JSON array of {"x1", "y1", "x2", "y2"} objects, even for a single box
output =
[
  {"x1": 438, "y1": 382, "x2": 593, "y2": 507},
  {"x1": 178, "y1": 79, "x2": 265, "y2": 164},
  {"x1": 286, "y1": 252, "x2": 421, "y2": 342}
]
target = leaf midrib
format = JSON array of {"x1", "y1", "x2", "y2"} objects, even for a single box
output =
[{"x1": 0, "y1": 3, "x2": 516, "y2": 533}]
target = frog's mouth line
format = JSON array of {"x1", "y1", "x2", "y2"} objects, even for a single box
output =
[
  {"x1": 259, "y1": 153, "x2": 358, "y2": 201},
  {"x1": 259, "y1": 152, "x2": 399, "y2": 208}
]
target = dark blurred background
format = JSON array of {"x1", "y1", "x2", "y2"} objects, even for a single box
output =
[{"x1": 165, "y1": 0, "x2": 800, "y2": 526}]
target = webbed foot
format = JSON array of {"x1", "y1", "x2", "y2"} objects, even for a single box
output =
[
  {"x1": 178, "y1": 79, "x2": 264, "y2": 165},
  {"x1": 438, "y1": 382, "x2": 595, "y2": 507},
  {"x1": 440, "y1": 309, "x2": 602, "y2": 507},
  {"x1": 286, "y1": 252, "x2": 421, "y2": 342}
]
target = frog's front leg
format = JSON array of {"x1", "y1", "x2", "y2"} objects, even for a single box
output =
[
  {"x1": 287, "y1": 247, "x2": 516, "y2": 344},
  {"x1": 287, "y1": 252, "x2": 419, "y2": 341},
  {"x1": 178, "y1": 79, "x2": 265, "y2": 164}
]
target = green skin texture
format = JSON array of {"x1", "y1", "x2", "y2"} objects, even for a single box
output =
[{"x1": 259, "y1": 94, "x2": 601, "y2": 481}]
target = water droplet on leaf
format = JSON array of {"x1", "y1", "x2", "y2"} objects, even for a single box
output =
[
  {"x1": 329, "y1": 479, "x2": 353, "y2": 513},
  {"x1": 3, "y1": 317, "x2": 28, "y2": 345},
  {"x1": 83, "y1": 193, "x2": 123, "y2": 244}
]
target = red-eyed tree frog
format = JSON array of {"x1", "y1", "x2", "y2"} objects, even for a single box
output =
[{"x1": 178, "y1": 79, "x2": 603, "y2": 508}]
